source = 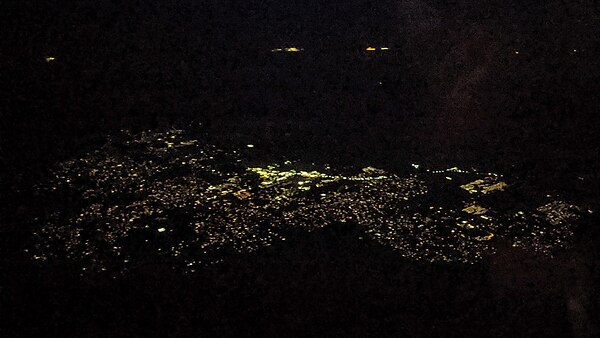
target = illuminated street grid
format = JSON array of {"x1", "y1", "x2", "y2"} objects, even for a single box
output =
[{"x1": 30, "y1": 129, "x2": 588, "y2": 272}]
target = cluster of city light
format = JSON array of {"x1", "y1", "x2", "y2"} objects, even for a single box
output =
[{"x1": 29, "y1": 129, "x2": 589, "y2": 273}]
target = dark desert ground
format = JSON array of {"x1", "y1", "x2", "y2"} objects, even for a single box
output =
[{"x1": 1, "y1": 1, "x2": 600, "y2": 336}]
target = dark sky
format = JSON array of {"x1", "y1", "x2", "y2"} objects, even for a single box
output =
[{"x1": 2, "y1": 0, "x2": 600, "y2": 186}]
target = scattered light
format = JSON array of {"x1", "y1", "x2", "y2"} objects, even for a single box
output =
[{"x1": 28, "y1": 129, "x2": 589, "y2": 272}]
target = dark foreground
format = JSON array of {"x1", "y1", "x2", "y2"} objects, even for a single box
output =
[
  {"x1": 3, "y1": 227, "x2": 598, "y2": 337},
  {"x1": 2, "y1": 1, "x2": 600, "y2": 336}
]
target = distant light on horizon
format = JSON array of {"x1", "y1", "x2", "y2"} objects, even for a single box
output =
[
  {"x1": 271, "y1": 47, "x2": 303, "y2": 52},
  {"x1": 271, "y1": 46, "x2": 392, "y2": 53},
  {"x1": 366, "y1": 47, "x2": 390, "y2": 51}
]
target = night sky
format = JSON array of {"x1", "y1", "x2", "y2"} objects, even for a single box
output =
[{"x1": 1, "y1": 1, "x2": 600, "y2": 336}]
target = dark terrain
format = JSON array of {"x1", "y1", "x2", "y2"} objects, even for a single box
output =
[{"x1": 1, "y1": 1, "x2": 600, "y2": 336}]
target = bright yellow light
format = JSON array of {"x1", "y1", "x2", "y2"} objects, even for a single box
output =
[
  {"x1": 366, "y1": 47, "x2": 376, "y2": 51},
  {"x1": 380, "y1": 47, "x2": 390, "y2": 50},
  {"x1": 272, "y1": 47, "x2": 302, "y2": 53},
  {"x1": 45, "y1": 57, "x2": 56, "y2": 62}
]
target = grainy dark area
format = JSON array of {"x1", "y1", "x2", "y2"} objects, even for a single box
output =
[{"x1": 1, "y1": 0, "x2": 599, "y2": 336}]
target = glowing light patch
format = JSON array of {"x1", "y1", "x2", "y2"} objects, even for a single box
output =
[
  {"x1": 462, "y1": 204, "x2": 488, "y2": 215},
  {"x1": 45, "y1": 57, "x2": 56, "y2": 62},
  {"x1": 482, "y1": 182, "x2": 507, "y2": 193},
  {"x1": 366, "y1": 47, "x2": 376, "y2": 51},
  {"x1": 460, "y1": 178, "x2": 507, "y2": 194},
  {"x1": 234, "y1": 189, "x2": 252, "y2": 200}
]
